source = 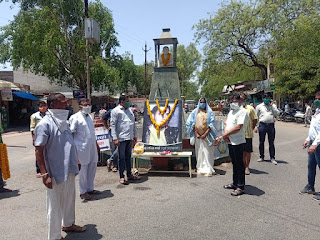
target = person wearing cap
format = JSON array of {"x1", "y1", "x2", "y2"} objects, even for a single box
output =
[{"x1": 254, "y1": 93, "x2": 279, "y2": 165}]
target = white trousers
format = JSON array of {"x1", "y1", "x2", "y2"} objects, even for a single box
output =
[
  {"x1": 195, "y1": 138, "x2": 215, "y2": 174},
  {"x1": 79, "y1": 161, "x2": 97, "y2": 194},
  {"x1": 47, "y1": 174, "x2": 76, "y2": 240}
]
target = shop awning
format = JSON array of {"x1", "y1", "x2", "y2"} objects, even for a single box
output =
[{"x1": 12, "y1": 91, "x2": 39, "y2": 100}]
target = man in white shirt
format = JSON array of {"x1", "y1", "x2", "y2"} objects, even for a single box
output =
[
  {"x1": 301, "y1": 92, "x2": 320, "y2": 196},
  {"x1": 255, "y1": 93, "x2": 279, "y2": 164},
  {"x1": 223, "y1": 93, "x2": 249, "y2": 196},
  {"x1": 304, "y1": 102, "x2": 312, "y2": 127},
  {"x1": 69, "y1": 98, "x2": 100, "y2": 201},
  {"x1": 30, "y1": 101, "x2": 47, "y2": 177}
]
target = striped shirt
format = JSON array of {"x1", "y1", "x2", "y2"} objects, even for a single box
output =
[{"x1": 244, "y1": 104, "x2": 258, "y2": 138}]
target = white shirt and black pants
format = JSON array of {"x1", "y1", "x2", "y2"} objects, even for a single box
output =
[
  {"x1": 110, "y1": 106, "x2": 137, "y2": 179},
  {"x1": 256, "y1": 103, "x2": 279, "y2": 160},
  {"x1": 225, "y1": 108, "x2": 249, "y2": 190}
]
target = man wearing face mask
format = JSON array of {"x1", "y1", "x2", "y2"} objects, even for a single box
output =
[
  {"x1": 34, "y1": 93, "x2": 86, "y2": 240},
  {"x1": 69, "y1": 98, "x2": 100, "y2": 201},
  {"x1": 301, "y1": 92, "x2": 320, "y2": 197},
  {"x1": 255, "y1": 93, "x2": 279, "y2": 165},
  {"x1": 223, "y1": 93, "x2": 249, "y2": 196},
  {"x1": 186, "y1": 98, "x2": 217, "y2": 176},
  {"x1": 240, "y1": 93, "x2": 258, "y2": 175},
  {"x1": 110, "y1": 95, "x2": 138, "y2": 185}
]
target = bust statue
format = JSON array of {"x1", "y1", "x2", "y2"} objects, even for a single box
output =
[{"x1": 159, "y1": 46, "x2": 173, "y2": 67}]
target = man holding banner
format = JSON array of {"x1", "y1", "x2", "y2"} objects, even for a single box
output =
[{"x1": 69, "y1": 98, "x2": 100, "y2": 201}]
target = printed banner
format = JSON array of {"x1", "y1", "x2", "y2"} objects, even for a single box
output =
[
  {"x1": 142, "y1": 100, "x2": 182, "y2": 152},
  {"x1": 1, "y1": 87, "x2": 13, "y2": 101},
  {"x1": 213, "y1": 120, "x2": 229, "y2": 159},
  {"x1": 95, "y1": 126, "x2": 110, "y2": 150}
]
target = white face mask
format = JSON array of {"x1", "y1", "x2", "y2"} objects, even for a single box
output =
[
  {"x1": 230, "y1": 102, "x2": 240, "y2": 110},
  {"x1": 49, "y1": 109, "x2": 69, "y2": 121},
  {"x1": 81, "y1": 106, "x2": 92, "y2": 115},
  {"x1": 48, "y1": 109, "x2": 69, "y2": 132}
]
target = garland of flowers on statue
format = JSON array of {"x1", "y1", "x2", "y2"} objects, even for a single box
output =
[
  {"x1": 0, "y1": 143, "x2": 10, "y2": 180},
  {"x1": 156, "y1": 99, "x2": 169, "y2": 115},
  {"x1": 161, "y1": 53, "x2": 171, "y2": 67},
  {"x1": 147, "y1": 99, "x2": 178, "y2": 134}
]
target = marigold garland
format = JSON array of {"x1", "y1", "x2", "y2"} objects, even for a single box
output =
[
  {"x1": 156, "y1": 99, "x2": 169, "y2": 115},
  {"x1": 161, "y1": 53, "x2": 171, "y2": 67},
  {"x1": 147, "y1": 99, "x2": 178, "y2": 134},
  {"x1": 0, "y1": 143, "x2": 10, "y2": 180}
]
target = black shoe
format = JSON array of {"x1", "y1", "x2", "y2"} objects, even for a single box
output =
[
  {"x1": 313, "y1": 193, "x2": 320, "y2": 201},
  {"x1": 300, "y1": 184, "x2": 315, "y2": 194}
]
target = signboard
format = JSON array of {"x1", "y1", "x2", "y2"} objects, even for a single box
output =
[
  {"x1": 95, "y1": 126, "x2": 110, "y2": 150},
  {"x1": 212, "y1": 120, "x2": 229, "y2": 159},
  {"x1": 142, "y1": 100, "x2": 182, "y2": 152},
  {"x1": 73, "y1": 90, "x2": 86, "y2": 99},
  {"x1": 1, "y1": 87, "x2": 13, "y2": 101}
]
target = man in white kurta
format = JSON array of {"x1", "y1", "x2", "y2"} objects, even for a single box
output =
[{"x1": 69, "y1": 98, "x2": 99, "y2": 201}]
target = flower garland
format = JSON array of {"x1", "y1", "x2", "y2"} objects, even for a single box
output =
[
  {"x1": 0, "y1": 143, "x2": 10, "y2": 180},
  {"x1": 161, "y1": 53, "x2": 171, "y2": 67},
  {"x1": 156, "y1": 99, "x2": 169, "y2": 115},
  {"x1": 147, "y1": 99, "x2": 178, "y2": 134}
]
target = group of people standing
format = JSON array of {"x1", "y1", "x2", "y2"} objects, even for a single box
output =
[
  {"x1": 30, "y1": 93, "x2": 138, "y2": 240},
  {"x1": 187, "y1": 92, "x2": 279, "y2": 196}
]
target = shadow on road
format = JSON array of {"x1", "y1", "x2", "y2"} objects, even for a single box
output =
[
  {"x1": 215, "y1": 169, "x2": 226, "y2": 175},
  {"x1": 65, "y1": 224, "x2": 103, "y2": 240},
  {"x1": 91, "y1": 190, "x2": 114, "y2": 201},
  {"x1": 0, "y1": 190, "x2": 20, "y2": 200},
  {"x1": 245, "y1": 185, "x2": 265, "y2": 196},
  {"x1": 250, "y1": 168, "x2": 269, "y2": 174},
  {"x1": 264, "y1": 159, "x2": 288, "y2": 164}
]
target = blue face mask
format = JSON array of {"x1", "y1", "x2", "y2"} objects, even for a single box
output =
[{"x1": 199, "y1": 103, "x2": 206, "y2": 109}]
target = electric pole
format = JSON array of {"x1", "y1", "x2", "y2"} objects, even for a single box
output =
[
  {"x1": 142, "y1": 42, "x2": 151, "y2": 97},
  {"x1": 84, "y1": 0, "x2": 91, "y2": 101}
]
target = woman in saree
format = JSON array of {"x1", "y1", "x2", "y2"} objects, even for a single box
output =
[{"x1": 186, "y1": 98, "x2": 217, "y2": 176}]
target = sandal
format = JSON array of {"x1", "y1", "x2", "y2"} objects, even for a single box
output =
[
  {"x1": 128, "y1": 175, "x2": 140, "y2": 181},
  {"x1": 119, "y1": 178, "x2": 129, "y2": 185},
  {"x1": 80, "y1": 193, "x2": 92, "y2": 200},
  {"x1": 231, "y1": 188, "x2": 245, "y2": 196},
  {"x1": 223, "y1": 184, "x2": 236, "y2": 189},
  {"x1": 112, "y1": 167, "x2": 117, "y2": 172},
  {"x1": 62, "y1": 224, "x2": 86, "y2": 232}
]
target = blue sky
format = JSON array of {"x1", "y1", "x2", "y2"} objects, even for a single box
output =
[{"x1": 0, "y1": 0, "x2": 223, "y2": 69}]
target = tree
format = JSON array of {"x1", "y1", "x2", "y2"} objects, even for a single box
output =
[
  {"x1": 176, "y1": 43, "x2": 201, "y2": 100},
  {"x1": 0, "y1": 0, "x2": 119, "y2": 90},
  {"x1": 273, "y1": 14, "x2": 320, "y2": 99},
  {"x1": 199, "y1": 58, "x2": 262, "y2": 100},
  {"x1": 194, "y1": 0, "x2": 320, "y2": 80}
]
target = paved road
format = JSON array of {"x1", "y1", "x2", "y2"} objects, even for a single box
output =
[{"x1": 1, "y1": 121, "x2": 320, "y2": 240}]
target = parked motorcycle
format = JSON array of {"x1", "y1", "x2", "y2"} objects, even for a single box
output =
[
  {"x1": 277, "y1": 109, "x2": 296, "y2": 122},
  {"x1": 294, "y1": 110, "x2": 305, "y2": 123}
]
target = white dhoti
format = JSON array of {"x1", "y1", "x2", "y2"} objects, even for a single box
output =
[
  {"x1": 195, "y1": 138, "x2": 215, "y2": 174},
  {"x1": 47, "y1": 174, "x2": 75, "y2": 240},
  {"x1": 79, "y1": 160, "x2": 97, "y2": 194}
]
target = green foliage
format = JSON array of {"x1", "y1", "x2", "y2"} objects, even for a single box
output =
[
  {"x1": 194, "y1": 0, "x2": 320, "y2": 99},
  {"x1": 273, "y1": 14, "x2": 320, "y2": 99},
  {"x1": 176, "y1": 43, "x2": 201, "y2": 100},
  {"x1": 0, "y1": 0, "x2": 120, "y2": 91},
  {"x1": 199, "y1": 58, "x2": 262, "y2": 100}
]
